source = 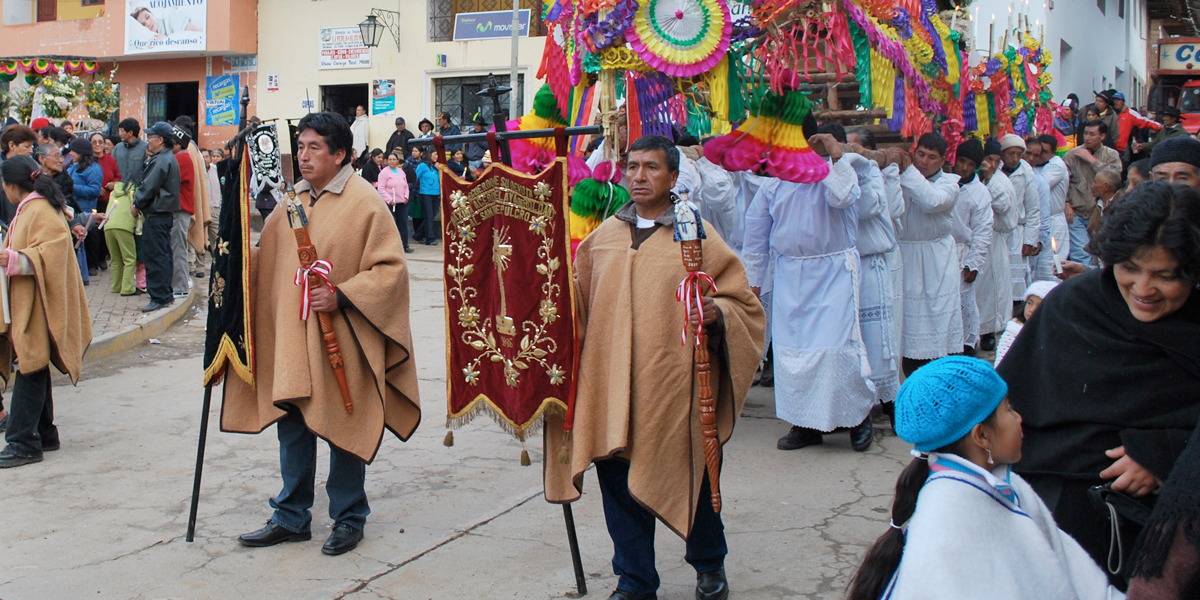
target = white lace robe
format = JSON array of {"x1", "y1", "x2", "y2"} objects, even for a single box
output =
[
  {"x1": 743, "y1": 159, "x2": 875, "y2": 431},
  {"x1": 897, "y1": 166, "x2": 962, "y2": 360},
  {"x1": 951, "y1": 177, "x2": 994, "y2": 349}
]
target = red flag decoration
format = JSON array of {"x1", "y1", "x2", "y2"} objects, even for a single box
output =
[{"x1": 441, "y1": 158, "x2": 578, "y2": 439}]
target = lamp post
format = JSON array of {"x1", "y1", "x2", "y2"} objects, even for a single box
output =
[{"x1": 358, "y1": 9, "x2": 402, "y2": 52}]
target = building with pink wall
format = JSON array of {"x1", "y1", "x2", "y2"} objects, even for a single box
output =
[{"x1": 1, "y1": 0, "x2": 258, "y2": 149}]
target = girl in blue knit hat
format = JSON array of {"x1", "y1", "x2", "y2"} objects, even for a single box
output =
[{"x1": 847, "y1": 356, "x2": 1122, "y2": 600}]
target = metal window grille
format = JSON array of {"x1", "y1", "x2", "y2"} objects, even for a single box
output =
[
  {"x1": 434, "y1": 74, "x2": 525, "y2": 127},
  {"x1": 147, "y1": 84, "x2": 166, "y2": 126}
]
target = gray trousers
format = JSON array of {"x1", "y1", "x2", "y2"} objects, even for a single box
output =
[{"x1": 170, "y1": 211, "x2": 191, "y2": 295}]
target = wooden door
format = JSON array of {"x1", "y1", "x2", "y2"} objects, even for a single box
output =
[{"x1": 36, "y1": 0, "x2": 57, "y2": 22}]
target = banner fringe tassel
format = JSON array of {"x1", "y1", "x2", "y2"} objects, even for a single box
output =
[
  {"x1": 445, "y1": 400, "x2": 566, "y2": 442},
  {"x1": 443, "y1": 431, "x2": 454, "y2": 447}
]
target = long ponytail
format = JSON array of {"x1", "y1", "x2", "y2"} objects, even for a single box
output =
[
  {"x1": 846, "y1": 457, "x2": 931, "y2": 600},
  {"x1": 1, "y1": 155, "x2": 67, "y2": 212}
]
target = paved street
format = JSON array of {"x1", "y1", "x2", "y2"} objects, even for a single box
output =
[{"x1": 0, "y1": 245, "x2": 910, "y2": 600}]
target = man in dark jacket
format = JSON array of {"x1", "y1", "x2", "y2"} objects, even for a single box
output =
[
  {"x1": 464, "y1": 116, "x2": 488, "y2": 171},
  {"x1": 113, "y1": 118, "x2": 149, "y2": 187},
  {"x1": 385, "y1": 117, "x2": 414, "y2": 158},
  {"x1": 1135, "y1": 106, "x2": 1189, "y2": 155},
  {"x1": 132, "y1": 122, "x2": 181, "y2": 312},
  {"x1": 438, "y1": 111, "x2": 462, "y2": 153}
]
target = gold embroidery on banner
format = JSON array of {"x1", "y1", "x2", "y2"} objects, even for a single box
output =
[{"x1": 446, "y1": 174, "x2": 564, "y2": 389}]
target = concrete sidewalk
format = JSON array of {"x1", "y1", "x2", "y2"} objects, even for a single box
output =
[
  {"x1": 0, "y1": 243, "x2": 909, "y2": 600},
  {"x1": 83, "y1": 266, "x2": 197, "y2": 363}
]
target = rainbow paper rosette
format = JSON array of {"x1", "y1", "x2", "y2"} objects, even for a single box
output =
[
  {"x1": 762, "y1": 91, "x2": 830, "y2": 183},
  {"x1": 624, "y1": 0, "x2": 732, "y2": 77}
]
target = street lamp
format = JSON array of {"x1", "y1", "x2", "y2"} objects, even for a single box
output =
[{"x1": 358, "y1": 9, "x2": 401, "y2": 52}]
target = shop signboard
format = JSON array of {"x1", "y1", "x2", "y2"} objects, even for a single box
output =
[
  {"x1": 205, "y1": 75, "x2": 239, "y2": 126},
  {"x1": 125, "y1": 0, "x2": 208, "y2": 55},
  {"x1": 372, "y1": 79, "x2": 396, "y2": 116},
  {"x1": 452, "y1": 10, "x2": 530, "y2": 41},
  {"x1": 319, "y1": 27, "x2": 371, "y2": 70}
]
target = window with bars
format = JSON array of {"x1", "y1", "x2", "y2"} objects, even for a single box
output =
[
  {"x1": 434, "y1": 74, "x2": 525, "y2": 128},
  {"x1": 428, "y1": 0, "x2": 546, "y2": 42}
]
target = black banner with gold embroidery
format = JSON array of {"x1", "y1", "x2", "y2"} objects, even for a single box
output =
[{"x1": 202, "y1": 143, "x2": 254, "y2": 387}]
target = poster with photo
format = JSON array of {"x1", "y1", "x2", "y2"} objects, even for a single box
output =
[
  {"x1": 318, "y1": 27, "x2": 371, "y2": 70},
  {"x1": 372, "y1": 79, "x2": 395, "y2": 116},
  {"x1": 126, "y1": 0, "x2": 207, "y2": 55}
]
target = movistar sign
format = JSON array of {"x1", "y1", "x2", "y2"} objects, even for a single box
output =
[{"x1": 453, "y1": 10, "x2": 531, "y2": 41}]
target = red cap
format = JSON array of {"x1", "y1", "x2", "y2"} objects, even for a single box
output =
[{"x1": 30, "y1": 117, "x2": 50, "y2": 130}]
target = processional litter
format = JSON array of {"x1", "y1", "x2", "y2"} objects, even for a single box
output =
[{"x1": 186, "y1": 0, "x2": 1067, "y2": 594}]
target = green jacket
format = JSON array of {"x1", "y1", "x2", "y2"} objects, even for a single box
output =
[
  {"x1": 1141, "y1": 123, "x2": 1190, "y2": 153},
  {"x1": 104, "y1": 182, "x2": 139, "y2": 233}
]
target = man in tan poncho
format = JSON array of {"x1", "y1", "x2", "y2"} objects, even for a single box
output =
[
  {"x1": 545, "y1": 136, "x2": 764, "y2": 600},
  {"x1": 221, "y1": 112, "x2": 420, "y2": 556}
]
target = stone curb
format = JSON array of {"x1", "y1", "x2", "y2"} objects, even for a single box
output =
[{"x1": 83, "y1": 287, "x2": 196, "y2": 363}]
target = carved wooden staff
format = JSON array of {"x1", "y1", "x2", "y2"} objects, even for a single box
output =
[
  {"x1": 284, "y1": 184, "x2": 354, "y2": 414},
  {"x1": 675, "y1": 201, "x2": 723, "y2": 512}
]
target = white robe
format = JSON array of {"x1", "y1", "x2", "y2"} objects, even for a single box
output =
[
  {"x1": 896, "y1": 166, "x2": 962, "y2": 360},
  {"x1": 882, "y1": 164, "x2": 906, "y2": 364},
  {"x1": 350, "y1": 114, "x2": 370, "y2": 154},
  {"x1": 851, "y1": 155, "x2": 900, "y2": 403},
  {"x1": 885, "y1": 453, "x2": 1122, "y2": 600},
  {"x1": 692, "y1": 157, "x2": 738, "y2": 245},
  {"x1": 1033, "y1": 157, "x2": 1072, "y2": 282},
  {"x1": 994, "y1": 319, "x2": 1023, "y2": 367},
  {"x1": 1005, "y1": 160, "x2": 1042, "y2": 301},
  {"x1": 743, "y1": 159, "x2": 875, "y2": 431},
  {"x1": 978, "y1": 171, "x2": 1017, "y2": 335},
  {"x1": 951, "y1": 176, "x2": 994, "y2": 349}
]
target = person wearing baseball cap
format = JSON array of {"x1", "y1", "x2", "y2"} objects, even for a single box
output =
[
  {"x1": 385, "y1": 116, "x2": 413, "y2": 158},
  {"x1": 1138, "y1": 105, "x2": 1188, "y2": 156},
  {"x1": 132, "y1": 121, "x2": 181, "y2": 312}
]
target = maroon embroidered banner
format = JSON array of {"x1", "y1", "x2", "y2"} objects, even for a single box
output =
[{"x1": 441, "y1": 158, "x2": 577, "y2": 439}]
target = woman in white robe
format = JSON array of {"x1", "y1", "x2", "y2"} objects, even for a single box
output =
[{"x1": 743, "y1": 156, "x2": 875, "y2": 434}]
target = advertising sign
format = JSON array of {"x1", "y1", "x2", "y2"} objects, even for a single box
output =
[
  {"x1": 125, "y1": 0, "x2": 207, "y2": 55},
  {"x1": 319, "y1": 27, "x2": 371, "y2": 70},
  {"x1": 453, "y1": 10, "x2": 530, "y2": 41},
  {"x1": 1159, "y1": 40, "x2": 1200, "y2": 73},
  {"x1": 205, "y1": 75, "x2": 239, "y2": 126},
  {"x1": 372, "y1": 79, "x2": 396, "y2": 116},
  {"x1": 266, "y1": 71, "x2": 280, "y2": 92}
]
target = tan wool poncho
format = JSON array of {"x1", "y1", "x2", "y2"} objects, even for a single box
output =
[
  {"x1": 544, "y1": 216, "x2": 765, "y2": 538},
  {"x1": 220, "y1": 166, "x2": 420, "y2": 463},
  {"x1": 0, "y1": 195, "x2": 92, "y2": 384},
  {"x1": 185, "y1": 143, "x2": 212, "y2": 255}
]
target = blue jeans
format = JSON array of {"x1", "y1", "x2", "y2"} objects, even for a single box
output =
[
  {"x1": 595, "y1": 459, "x2": 727, "y2": 595},
  {"x1": 1068, "y1": 214, "x2": 1092, "y2": 264},
  {"x1": 269, "y1": 405, "x2": 370, "y2": 533}
]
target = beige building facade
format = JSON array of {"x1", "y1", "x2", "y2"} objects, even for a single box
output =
[{"x1": 257, "y1": 0, "x2": 545, "y2": 154}]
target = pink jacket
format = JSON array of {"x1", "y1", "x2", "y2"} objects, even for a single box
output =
[{"x1": 375, "y1": 166, "x2": 409, "y2": 206}]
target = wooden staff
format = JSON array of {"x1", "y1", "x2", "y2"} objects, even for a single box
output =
[
  {"x1": 284, "y1": 185, "x2": 354, "y2": 414},
  {"x1": 677, "y1": 205, "x2": 722, "y2": 512}
]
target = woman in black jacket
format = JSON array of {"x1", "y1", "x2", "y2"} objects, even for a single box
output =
[{"x1": 359, "y1": 148, "x2": 384, "y2": 185}]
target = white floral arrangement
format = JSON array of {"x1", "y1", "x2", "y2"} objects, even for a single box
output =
[{"x1": 38, "y1": 73, "x2": 86, "y2": 119}]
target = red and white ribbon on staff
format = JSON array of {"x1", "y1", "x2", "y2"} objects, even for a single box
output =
[
  {"x1": 294, "y1": 259, "x2": 335, "y2": 321},
  {"x1": 676, "y1": 271, "x2": 717, "y2": 346}
]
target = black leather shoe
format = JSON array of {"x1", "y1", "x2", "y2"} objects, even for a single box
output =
[
  {"x1": 696, "y1": 568, "x2": 729, "y2": 600},
  {"x1": 404, "y1": 247, "x2": 414, "y2": 254},
  {"x1": 42, "y1": 441, "x2": 60, "y2": 452},
  {"x1": 322, "y1": 522, "x2": 364, "y2": 555},
  {"x1": 0, "y1": 448, "x2": 41, "y2": 468},
  {"x1": 141, "y1": 300, "x2": 173, "y2": 313},
  {"x1": 777, "y1": 426, "x2": 823, "y2": 450},
  {"x1": 238, "y1": 521, "x2": 311, "y2": 547},
  {"x1": 850, "y1": 417, "x2": 874, "y2": 452},
  {"x1": 608, "y1": 590, "x2": 657, "y2": 600},
  {"x1": 979, "y1": 332, "x2": 997, "y2": 351}
]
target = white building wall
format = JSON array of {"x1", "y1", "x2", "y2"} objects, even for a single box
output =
[
  {"x1": 257, "y1": 0, "x2": 545, "y2": 155},
  {"x1": 969, "y1": 0, "x2": 1149, "y2": 106}
]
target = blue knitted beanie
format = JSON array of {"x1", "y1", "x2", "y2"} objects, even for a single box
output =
[{"x1": 894, "y1": 356, "x2": 1008, "y2": 453}]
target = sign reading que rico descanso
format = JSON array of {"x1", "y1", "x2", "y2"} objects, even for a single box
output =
[{"x1": 453, "y1": 10, "x2": 530, "y2": 41}]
